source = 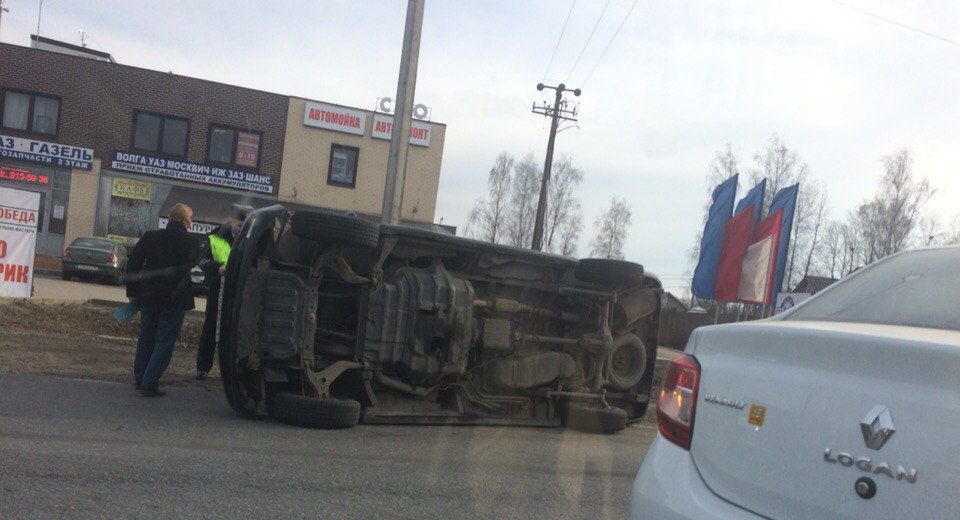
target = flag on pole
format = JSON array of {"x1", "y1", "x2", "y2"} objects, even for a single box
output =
[
  {"x1": 714, "y1": 208, "x2": 755, "y2": 301},
  {"x1": 691, "y1": 174, "x2": 738, "y2": 299},
  {"x1": 738, "y1": 209, "x2": 784, "y2": 304},
  {"x1": 735, "y1": 178, "x2": 766, "y2": 225},
  {"x1": 766, "y1": 184, "x2": 799, "y2": 302}
]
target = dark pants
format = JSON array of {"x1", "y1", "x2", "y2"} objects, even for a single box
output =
[
  {"x1": 134, "y1": 305, "x2": 186, "y2": 390},
  {"x1": 196, "y1": 277, "x2": 221, "y2": 373}
]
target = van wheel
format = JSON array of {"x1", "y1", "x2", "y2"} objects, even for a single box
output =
[
  {"x1": 61, "y1": 271, "x2": 72, "y2": 281},
  {"x1": 291, "y1": 210, "x2": 379, "y2": 250},
  {"x1": 608, "y1": 333, "x2": 647, "y2": 391},
  {"x1": 562, "y1": 404, "x2": 628, "y2": 434},
  {"x1": 269, "y1": 393, "x2": 361, "y2": 429}
]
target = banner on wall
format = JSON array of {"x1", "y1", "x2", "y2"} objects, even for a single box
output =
[
  {"x1": 0, "y1": 134, "x2": 94, "y2": 170},
  {"x1": 107, "y1": 178, "x2": 153, "y2": 245},
  {"x1": 110, "y1": 151, "x2": 273, "y2": 194},
  {"x1": 370, "y1": 114, "x2": 431, "y2": 147},
  {"x1": 158, "y1": 217, "x2": 217, "y2": 236},
  {"x1": 302, "y1": 101, "x2": 366, "y2": 136},
  {"x1": 0, "y1": 186, "x2": 40, "y2": 298}
]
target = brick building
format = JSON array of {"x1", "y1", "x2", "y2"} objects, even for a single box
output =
[{"x1": 0, "y1": 38, "x2": 446, "y2": 259}]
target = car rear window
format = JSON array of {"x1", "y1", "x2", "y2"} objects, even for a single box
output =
[
  {"x1": 787, "y1": 248, "x2": 960, "y2": 331},
  {"x1": 71, "y1": 238, "x2": 114, "y2": 250}
]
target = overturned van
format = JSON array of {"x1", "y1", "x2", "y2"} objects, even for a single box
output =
[{"x1": 218, "y1": 206, "x2": 661, "y2": 434}]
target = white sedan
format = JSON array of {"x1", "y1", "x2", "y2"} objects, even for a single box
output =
[{"x1": 632, "y1": 246, "x2": 960, "y2": 519}]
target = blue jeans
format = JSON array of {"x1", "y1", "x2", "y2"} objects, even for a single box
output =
[{"x1": 134, "y1": 306, "x2": 186, "y2": 391}]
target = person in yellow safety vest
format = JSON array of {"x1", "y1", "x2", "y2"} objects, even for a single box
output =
[{"x1": 195, "y1": 204, "x2": 253, "y2": 380}]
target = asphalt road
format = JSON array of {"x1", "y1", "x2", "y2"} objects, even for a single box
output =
[{"x1": 0, "y1": 373, "x2": 655, "y2": 520}]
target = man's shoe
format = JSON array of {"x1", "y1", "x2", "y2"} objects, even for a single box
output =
[
  {"x1": 138, "y1": 388, "x2": 166, "y2": 397},
  {"x1": 195, "y1": 370, "x2": 208, "y2": 381}
]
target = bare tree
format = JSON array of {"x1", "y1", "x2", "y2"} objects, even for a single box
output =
[
  {"x1": 749, "y1": 134, "x2": 834, "y2": 289},
  {"x1": 543, "y1": 155, "x2": 584, "y2": 255},
  {"x1": 816, "y1": 221, "x2": 845, "y2": 279},
  {"x1": 590, "y1": 197, "x2": 633, "y2": 259},
  {"x1": 948, "y1": 214, "x2": 960, "y2": 245},
  {"x1": 504, "y1": 154, "x2": 542, "y2": 248},
  {"x1": 916, "y1": 214, "x2": 944, "y2": 246},
  {"x1": 558, "y1": 206, "x2": 583, "y2": 256},
  {"x1": 464, "y1": 153, "x2": 514, "y2": 243},
  {"x1": 687, "y1": 144, "x2": 740, "y2": 268},
  {"x1": 749, "y1": 134, "x2": 808, "y2": 211},
  {"x1": 848, "y1": 149, "x2": 934, "y2": 263},
  {"x1": 797, "y1": 180, "x2": 828, "y2": 283}
]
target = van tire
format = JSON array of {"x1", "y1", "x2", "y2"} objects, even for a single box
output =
[
  {"x1": 608, "y1": 333, "x2": 647, "y2": 391},
  {"x1": 562, "y1": 404, "x2": 628, "y2": 434},
  {"x1": 291, "y1": 210, "x2": 379, "y2": 250},
  {"x1": 269, "y1": 393, "x2": 361, "y2": 429},
  {"x1": 575, "y1": 259, "x2": 645, "y2": 287}
]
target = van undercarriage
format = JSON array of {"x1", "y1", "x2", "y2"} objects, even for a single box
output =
[{"x1": 218, "y1": 206, "x2": 661, "y2": 434}]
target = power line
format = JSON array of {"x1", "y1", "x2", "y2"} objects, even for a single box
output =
[
  {"x1": 566, "y1": 0, "x2": 613, "y2": 81},
  {"x1": 581, "y1": 0, "x2": 638, "y2": 87},
  {"x1": 829, "y1": 0, "x2": 960, "y2": 48},
  {"x1": 543, "y1": 0, "x2": 577, "y2": 80}
]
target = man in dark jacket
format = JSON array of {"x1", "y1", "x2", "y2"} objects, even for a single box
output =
[
  {"x1": 126, "y1": 203, "x2": 199, "y2": 397},
  {"x1": 195, "y1": 204, "x2": 252, "y2": 380}
]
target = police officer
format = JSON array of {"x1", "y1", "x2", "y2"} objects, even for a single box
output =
[{"x1": 195, "y1": 204, "x2": 253, "y2": 380}]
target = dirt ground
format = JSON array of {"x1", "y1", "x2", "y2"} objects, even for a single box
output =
[
  {"x1": 0, "y1": 299, "x2": 217, "y2": 387},
  {"x1": 0, "y1": 298, "x2": 671, "y2": 400}
]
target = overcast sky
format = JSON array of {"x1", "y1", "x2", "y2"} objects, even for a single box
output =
[{"x1": 3, "y1": 0, "x2": 958, "y2": 292}]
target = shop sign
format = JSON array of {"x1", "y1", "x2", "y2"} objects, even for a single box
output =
[
  {"x1": 303, "y1": 101, "x2": 366, "y2": 136},
  {"x1": 108, "y1": 177, "x2": 153, "y2": 245},
  {"x1": 158, "y1": 217, "x2": 217, "y2": 236},
  {"x1": 111, "y1": 178, "x2": 152, "y2": 201},
  {"x1": 774, "y1": 292, "x2": 812, "y2": 314},
  {"x1": 0, "y1": 186, "x2": 40, "y2": 297},
  {"x1": 235, "y1": 132, "x2": 260, "y2": 169},
  {"x1": 0, "y1": 134, "x2": 93, "y2": 171},
  {"x1": 0, "y1": 166, "x2": 50, "y2": 186},
  {"x1": 110, "y1": 151, "x2": 273, "y2": 194},
  {"x1": 371, "y1": 114, "x2": 431, "y2": 147}
]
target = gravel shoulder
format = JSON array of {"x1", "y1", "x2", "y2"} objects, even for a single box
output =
[{"x1": 0, "y1": 299, "x2": 214, "y2": 387}]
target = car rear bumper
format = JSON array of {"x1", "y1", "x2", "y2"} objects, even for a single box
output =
[
  {"x1": 62, "y1": 260, "x2": 121, "y2": 276},
  {"x1": 631, "y1": 435, "x2": 764, "y2": 520}
]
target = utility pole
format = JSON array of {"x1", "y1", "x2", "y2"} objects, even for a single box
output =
[
  {"x1": 530, "y1": 82, "x2": 579, "y2": 251},
  {"x1": 381, "y1": 0, "x2": 425, "y2": 225},
  {"x1": 0, "y1": 0, "x2": 9, "y2": 42},
  {"x1": 36, "y1": 0, "x2": 45, "y2": 39}
]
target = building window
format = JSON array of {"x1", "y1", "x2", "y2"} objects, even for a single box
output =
[
  {"x1": 1, "y1": 90, "x2": 60, "y2": 135},
  {"x1": 327, "y1": 144, "x2": 358, "y2": 188},
  {"x1": 207, "y1": 124, "x2": 262, "y2": 169},
  {"x1": 131, "y1": 111, "x2": 189, "y2": 157}
]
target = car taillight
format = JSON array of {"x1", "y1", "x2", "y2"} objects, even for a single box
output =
[
  {"x1": 656, "y1": 354, "x2": 700, "y2": 450},
  {"x1": 63, "y1": 248, "x2": 71, "y2": 258},
  {"x1": 108, "y1": 252, "x2": 117, "y2": 263}
]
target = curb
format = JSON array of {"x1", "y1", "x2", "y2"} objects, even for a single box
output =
[{"x1": 88, "y1": 298, "x2": 206, "y2": 320}]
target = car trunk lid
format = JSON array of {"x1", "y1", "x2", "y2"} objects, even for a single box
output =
[
  {"x1": 67, "y1": 246, "x2": 113, "y2": 264},
  {"x1": 688, "y1": 320, "x2": 960, "y2": 520}
]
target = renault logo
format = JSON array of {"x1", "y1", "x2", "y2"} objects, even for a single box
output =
[{"x1": 860, "y1": 405, "x2": 895, "y2": 450}]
